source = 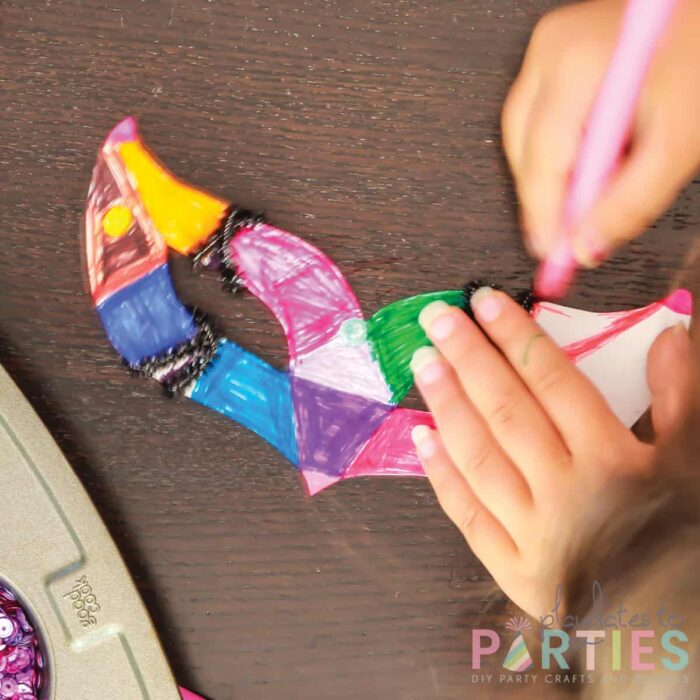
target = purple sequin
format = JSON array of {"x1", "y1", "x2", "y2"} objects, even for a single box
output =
[{"x1": 0, "y1": 582, "x2": 44, "y2": 698}]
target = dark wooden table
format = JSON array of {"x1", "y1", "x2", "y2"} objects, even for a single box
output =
[{"x1": 2, "y1": 1, "x2": 698, "y2": 698}]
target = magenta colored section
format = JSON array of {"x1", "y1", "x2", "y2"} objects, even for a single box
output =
[
  {"x1": 231, "y1": 225, "x2": 364, "y2": 361},
  {"x1": 662, "y1": 288, "x2": 692, "y2": 315},
  {"x1": 292, "y1": 377, "x2": 391, "y2": 477},
  {"x1": 180, "y1": 688, "x2": 207, "y2": 700},
  {"x1": 345, "y1": 408, "x2": 434, "y2": 479}
]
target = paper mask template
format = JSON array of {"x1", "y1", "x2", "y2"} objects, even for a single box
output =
[{"x1": 85, "y1": 118, "x2": 692, "y2": 495}]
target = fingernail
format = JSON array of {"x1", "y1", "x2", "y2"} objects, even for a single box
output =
[
  {"x1": 410, "y1": 346, "x2": 445, "y2": 384},
  {"x1": 430, "y1": 314, "x2": 457, "y2": 341},
  {"x1": 573, "y1": 226, "x2": 608, "y2": 269},
  {"x1": 411, "y1": 425, "x2": 437, "y2": 459},
  {"x1": 418, "y1": 301, "x2": 456, "y2": 341},
  {"x1": 471, "y1": 287, "x2": 502, "y2": 322},
  {"x1": 418, "y1": 300, "x2": 450, "y2": 330}
]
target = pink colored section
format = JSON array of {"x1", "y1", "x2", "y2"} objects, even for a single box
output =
[
  {"x1": 301, "y1": 469, "x2": 343, "y2": 496},
  {"x1": 106, "y1": 115, "x2": 138, "y2": 146},
  {"x1": 663, "y1": 288, "x2": 692, "y2": 315},
  {"x1": 531, "y1": 303, "x2": 571, "y2": 321},
  {"x1": 561, "y1": 301, "x2": 663, "y2": 363},
  {"x1": 292, "y1": 335, "x2": 391, "y2": 403},
  {"x1": 86, "y1": 118, "x2": 168, "y2": 304},
  {"x1": 231, "y1": 225, "x2": 365, "y2": 360},
  {"x1": 344, "y1": 408, "x2": 434, "y2": 479},
  {"x1": 85, "y1": 147, "x2": 166, "y2": 304},
  {"x1": 534, "y1": 242, "x2": 576, "y2": 300},
  {"x1": 180, "y1": 689, "x2": 207, "y2": 700}
]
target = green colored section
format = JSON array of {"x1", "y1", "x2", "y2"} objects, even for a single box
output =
[{"x1": 366, "y1": 290, "x2": 465, "y2": 403}]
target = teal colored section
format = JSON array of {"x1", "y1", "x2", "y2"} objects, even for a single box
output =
[
  {"x1": 366, "y1": 290, "x2": 465, "y2": 403},
  {"x1": 190, "y1": 339, "x2": 298, "y2": 464}
]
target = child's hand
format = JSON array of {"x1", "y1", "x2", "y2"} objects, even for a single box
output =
[
  {"x1": 502, "y1": 0, "x2": 700, "y2": 266},
  {"x1": 409, "y1": 289, "x2": 691, "y2": 617}
]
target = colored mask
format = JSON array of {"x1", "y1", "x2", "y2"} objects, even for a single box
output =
[{"x1": 85, "y1": 118, "x2": 692, "y2": 495}]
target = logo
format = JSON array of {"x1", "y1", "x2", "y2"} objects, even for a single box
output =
[
  {"x1": 469, "y1": 582, "x2": 689, "y2": 687},
  {"x1": 62, "y1": 574, "x2": 101, "y2": 628},
  {"x1": 502, "y1": 617, "x2": 535, "y2": 672}
]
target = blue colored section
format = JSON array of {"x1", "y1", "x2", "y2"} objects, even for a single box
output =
[
  {"x1": 97, "y1": 265, "x2": 197, "y2": 366},
  {"x1": 190, "y1": 339, "x2": 298, "y2": 464}
]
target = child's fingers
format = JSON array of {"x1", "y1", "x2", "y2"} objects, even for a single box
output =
[
  {"x1": 515, "y1": 83, "x2": 597, "y2": 259},
  {"x1": 470, "y1": 288, "x2": 633, "y2": 456},
  {"x1": 418, "y1": 302, "x2": 570, "y2": 495},
  {"x1": 411, "y1": 425, "x2": 519, "y2": 574},
  {"x1": 570, "y1": 127, "x2": 698, "y2": 267},
  {"x1": 501, "y1": 63, "x2": 541, "y2": 178},
  {"x1": 410, "y1": 347, "x2": 532, "y2": 532}
]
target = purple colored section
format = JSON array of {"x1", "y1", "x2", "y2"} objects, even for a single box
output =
[{"x1": 292, "y1": 377, "x2": 391, "y2": 477}]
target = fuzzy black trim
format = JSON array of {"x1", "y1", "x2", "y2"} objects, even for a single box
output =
[
  {"x1": 462, "y1": 280, "x2": 537, "y2": 318},
  {"x1": 191, "y1": 207, "x2": 266, "y2": 293},
  {"x1": 127, "y1": 311, "x2": 220, "y2": 396},
  {"x1": 515, "y1": 288, "x2": 539, "y2": 313}
]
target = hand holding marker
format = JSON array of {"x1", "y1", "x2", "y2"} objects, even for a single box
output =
[{"x1": 535, "y1": 0, "x2": 680, "y2": 299}]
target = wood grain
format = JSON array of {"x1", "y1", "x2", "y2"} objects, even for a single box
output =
[{"x1": 1, "y1": 1, "x2": 698, "y2": 698}]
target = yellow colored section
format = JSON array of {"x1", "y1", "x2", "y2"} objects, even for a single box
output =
[
  {"x1": 102, "y1": 204, "x2": 133, "y2": 238},
  {"x1": 119, "y1": 141, "x2": 228, "y2": 254}
]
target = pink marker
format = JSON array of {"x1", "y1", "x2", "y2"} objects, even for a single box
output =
[{"x1": 535, "y1": 0, "x2": 679, "y2": 299}]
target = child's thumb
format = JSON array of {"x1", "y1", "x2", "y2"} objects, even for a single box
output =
[{"x1": 647, "y1": 323, "x2": 693, "y2": 440}]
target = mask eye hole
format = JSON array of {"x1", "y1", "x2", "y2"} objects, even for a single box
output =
[{"x1": 102, "y1": 204, "x2": 133, "y2": 239}]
